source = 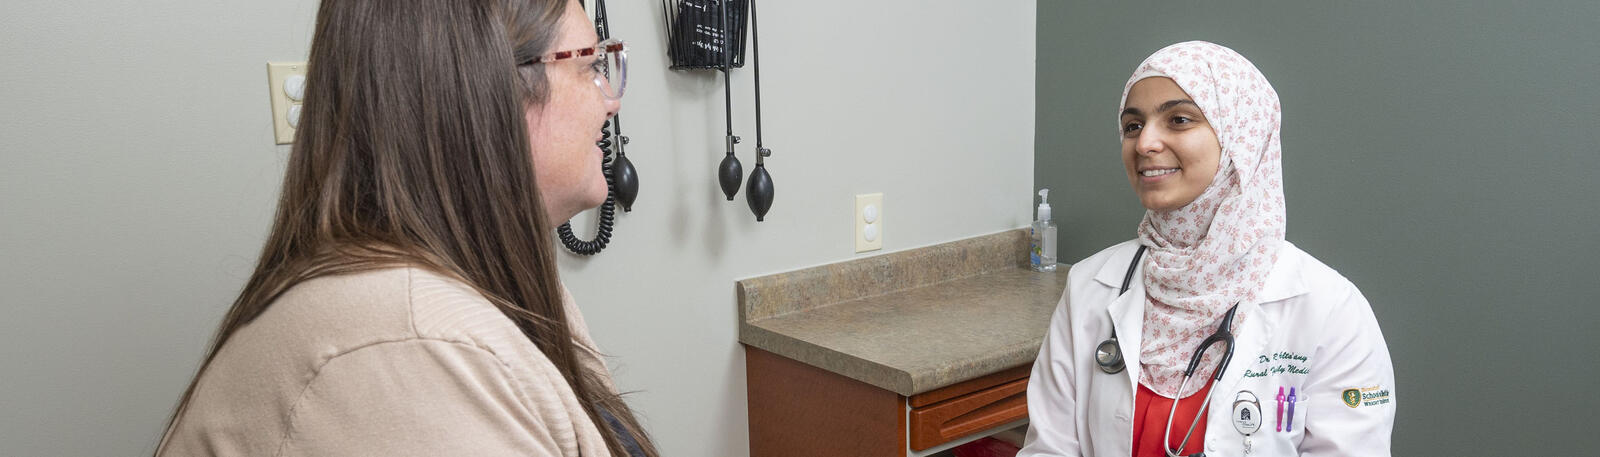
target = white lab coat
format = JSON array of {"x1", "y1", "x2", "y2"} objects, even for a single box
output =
[{"x1": 1019, "y1": 240, "x2": 1395, "y2": 457}]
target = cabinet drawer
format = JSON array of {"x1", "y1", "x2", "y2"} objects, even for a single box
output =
[{"x1": 907, "y1": 369, "x2": 1030, "y2": 451}]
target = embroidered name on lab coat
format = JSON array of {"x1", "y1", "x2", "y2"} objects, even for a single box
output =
[{"x1": 1243, "y1": 351, "x2": 1311, "y2": 378}]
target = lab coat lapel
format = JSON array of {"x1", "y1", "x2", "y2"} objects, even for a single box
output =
[
  {"x1": 1219, "y1": 301, "x2": 1270, "y2": 395},
  {"x1": 1107, "y1": 273, "x2": 1147, "y2": 390},
  {"x1": 1218, "y1": 246, "x2": 1306, "y2": 400}
]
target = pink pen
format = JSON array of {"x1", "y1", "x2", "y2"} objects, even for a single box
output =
[
  {"x1": 1286, "y1": 387, "x2": 1298, "y2": 432},
  {"x1": 1275, "y1": 386, "x2": 1286, "y2": 432}
]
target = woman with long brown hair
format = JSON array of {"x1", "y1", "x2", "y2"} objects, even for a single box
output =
[{"x1": 155, "y1": 0, "x2": 655, "y2": 455}]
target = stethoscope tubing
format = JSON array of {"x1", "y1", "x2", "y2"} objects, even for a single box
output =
[
  {"x1": 1163, "y1": 304, "x2": 1239, "y2": 457},
  {"x1": 1094, "y1": 244, "x2": 1242, "y2": 457},
  {"x1": 1094, "y1": 246, "x2": 1147, "y2": 375}
]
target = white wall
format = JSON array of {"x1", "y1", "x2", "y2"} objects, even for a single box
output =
[{"x1": 0, "y1": 1, "x2": 1036, "y2": 455}]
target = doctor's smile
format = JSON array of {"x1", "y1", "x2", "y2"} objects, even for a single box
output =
[
  {"x1": 31, "y1": 0, "x2": 1589, "y2": 454},
  {"x1": 1120, "y1": 79, "x2": 1224, "y2": 213},
  {"x1": 1020, "y1": 42, "x2": 1396, "y2": 457},
  {"x1": 1138, "y1": 168, "x2": 1180, "y2": 178},
  {"x1": 0, "y1": 0, "x2": 1580, "y2": 453}
]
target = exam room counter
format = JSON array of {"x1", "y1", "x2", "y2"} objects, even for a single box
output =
[{"x1": 737, "y1": 229, "x2": 1069, "y2": 457}]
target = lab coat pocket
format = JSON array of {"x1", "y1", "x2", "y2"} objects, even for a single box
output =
[{"x1": 1220, "y1": 377, "x2": 1301, "y2": 456}]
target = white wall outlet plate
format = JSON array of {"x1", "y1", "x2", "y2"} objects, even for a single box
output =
[
  {"x1": 267, "y1": 62, "x2": 307, "y2": 145},
  {"x1": 855, "y1": 193, "x2": 883, "y2": 253}
]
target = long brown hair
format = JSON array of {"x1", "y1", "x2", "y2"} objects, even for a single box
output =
[{"x1": 157, "y1": 0, "x2": 657, "y2": 455}]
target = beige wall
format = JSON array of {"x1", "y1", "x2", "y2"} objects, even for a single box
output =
[{"x1": 0, "y1": 1, "x2": 1036, "y2": 455}]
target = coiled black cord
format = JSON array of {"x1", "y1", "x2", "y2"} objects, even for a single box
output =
[
  {"x1": 557, "y1": 119, "x2": 618, "y2": 255},
  {"x1": 558, "y1": 0, "x2": 621, "y2": 256}
]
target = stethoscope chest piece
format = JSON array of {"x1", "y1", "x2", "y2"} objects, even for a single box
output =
[
  {"x1": 1095, "y1": 337, "x2": 1125, "y2": 374},
  {"x1": 1098, "y1": 245, "x2": 1146, "y2": 376}
]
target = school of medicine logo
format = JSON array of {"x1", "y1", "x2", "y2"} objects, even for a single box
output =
[{"x1": 1341, "y1": 388, "x2": 1361, "y2": 408}]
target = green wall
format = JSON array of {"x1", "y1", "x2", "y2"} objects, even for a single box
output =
[{"x1": 1035, "y1": 1, "x2": 1598, "y2": 455}]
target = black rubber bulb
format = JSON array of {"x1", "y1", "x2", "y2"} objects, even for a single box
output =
[
  {"x1": 745, "y1": 163, "x2": 773, "y2": 221},
  {"x1": 718, "y1": 152, "x2": 742, "y2": 201},
  {"x1": 611, "y1": 153, "x2": 638, "y2": 212}
]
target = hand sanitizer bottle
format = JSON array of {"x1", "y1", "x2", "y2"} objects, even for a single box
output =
[{"x1": 1030, "y1": 189, "x2": 1057, "y2": 272}]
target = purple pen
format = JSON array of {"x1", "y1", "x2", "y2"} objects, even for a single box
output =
[
  {"x1": 1275, "y1": 386, "x2": 1286, "y2": 432},
  {"x1": 1286, "y1": 387, "x2": 1298, "y2": 432}
]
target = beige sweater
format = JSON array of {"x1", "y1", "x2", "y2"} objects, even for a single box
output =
[{"x1": 159, "y1": 267, "x2": 616, "y2": 457}]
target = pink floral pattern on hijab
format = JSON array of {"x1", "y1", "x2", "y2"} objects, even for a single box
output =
[{"x1": 1120, "y1": 41, "x2": 1286, "y2": 398}]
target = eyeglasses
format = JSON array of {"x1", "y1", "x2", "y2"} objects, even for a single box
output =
[{"x1": 529, "y1": 38, "x2": 628, "y2": 100}]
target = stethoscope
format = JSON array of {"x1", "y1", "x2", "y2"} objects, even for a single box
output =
[{"x1": 1094, "y1": 245, "x2": 1241, "y2": 457}]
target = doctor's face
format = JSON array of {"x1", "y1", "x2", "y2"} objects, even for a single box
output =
[{"x1": 1120, "y1": 77, "x2": 1222, "y2": 212}]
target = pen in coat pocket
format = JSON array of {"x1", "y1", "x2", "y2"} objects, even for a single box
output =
[
  {"x1": 1286, "y1": 387, "x2": 1298, "y2": 432},
  {"x1": 1275, "y1": 386, "x2": 1286, "y2": 432}
]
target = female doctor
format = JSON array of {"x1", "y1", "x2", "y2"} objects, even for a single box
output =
[{"x1": 1019, "y1": 41, "x2": 1396, "y2": 457}]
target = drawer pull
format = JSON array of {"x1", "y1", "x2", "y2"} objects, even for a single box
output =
[{"x1": 908, "y1": 378, "x2": 1029, "y2": 451}]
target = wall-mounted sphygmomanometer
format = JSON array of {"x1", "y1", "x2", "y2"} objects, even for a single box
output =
[
  {"x1": 559, "y1": 0, "x2": 640, "y2": 255},
  {"x1": 663, "y1": 0, "x2": 777, "y2": 221}
]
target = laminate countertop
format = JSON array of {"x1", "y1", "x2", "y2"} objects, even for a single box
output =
[{"x1": 737, "y1": 229, "x2": 1070, "y2": 396}]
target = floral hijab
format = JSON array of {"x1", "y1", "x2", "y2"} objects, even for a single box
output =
[{"x1": 1120, "y1": 41, "x2": 1287, "y2": 398}]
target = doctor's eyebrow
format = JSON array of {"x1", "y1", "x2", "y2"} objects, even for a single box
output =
[{"x1": 1121, "y1": 99, "x2": 1201, "y2": 118}]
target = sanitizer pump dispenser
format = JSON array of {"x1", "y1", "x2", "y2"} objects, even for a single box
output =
[{"x1": 1031, "y1": 189, "x2": 1057, "y2": 272}]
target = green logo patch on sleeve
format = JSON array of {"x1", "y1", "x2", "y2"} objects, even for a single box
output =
[
  {"x1": 1342, "y1": 388, "x2": 1361, "y2": 408},
  {"x1": 1342, "y1": 386, "x2": 1392, "y2": 408}
]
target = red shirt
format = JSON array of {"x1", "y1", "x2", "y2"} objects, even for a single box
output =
[{"x1": 1130, "y1": 379, "x2": 1214, "y2": 457}]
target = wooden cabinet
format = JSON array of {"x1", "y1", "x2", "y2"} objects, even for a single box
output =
[
  {"x1": 736, "y1": 231, "x2": 1062, "y2": 456},
  {"x1": 746, "y1": 347, "x2": 1029, "y2": 457},
  {"x1": 907, "y1": 366, "x2": 1029, "y2": 451}
]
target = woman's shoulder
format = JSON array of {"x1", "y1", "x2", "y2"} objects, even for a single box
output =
[
  {"x1": 1270, "y1": 242, "x2": 1379, "y2": 329},
  {"x1": 198, "y1": 267, "x2": 511, "y2": 384},
  {"x1": 1081, "y1": 239, "x2": 1143, "y2": 265},
  {"x1": 403, "y1": 269, "x2": 613, "y2": 393},
  {"x1": 402, "y1": 268, "x2": 558, "y2": 360},
  {"x1": 252, "y1": 267, "x2": 581, "y2": 421},
  {"x1": 403, "y1": 267, "x2": 510, "y2": 339},
  {"x1": 1274, "y1": 242, "x2": 1363, "y2": 301},
  {"x1": 1066, "y1": 239, "x2": 1143, "y2": 281},
  {"x1": 172, "y1": 267, "x2": 599, "y2": 456},
  {"x1": 236, "y1": 267, "x2": 420, "y2": 356},
  {"x1": 240, "y1": 266, "x2": 551, "y2": 371}
]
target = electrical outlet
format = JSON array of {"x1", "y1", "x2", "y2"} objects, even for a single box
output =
[
  {"x1": 266, "y1": 62, "x2": 307, "y2": 145},
  {"x1": 855, "y1": 193, "x2": 883, "y2": 253}
]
